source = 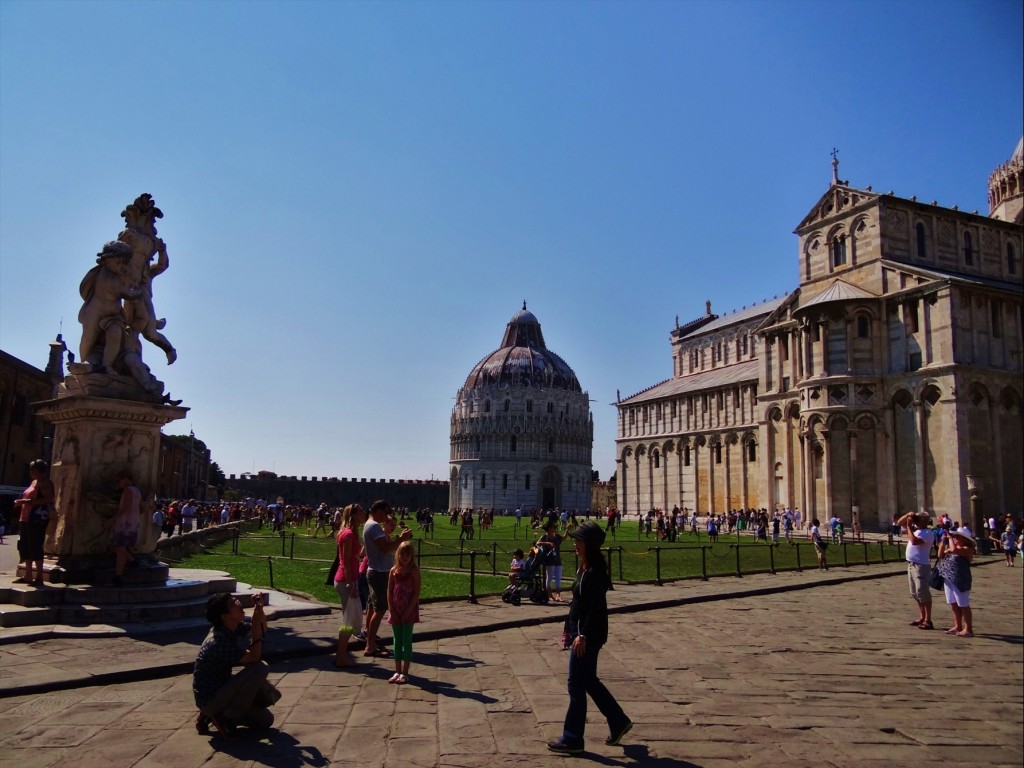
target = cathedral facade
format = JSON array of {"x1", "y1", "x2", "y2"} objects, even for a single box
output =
[
  {"x1": 450, "y1": 305, "x2": 593, "y2": 512},
  {"x1": 616, "y1": 141, "x2": 1024, "y2": 532}
]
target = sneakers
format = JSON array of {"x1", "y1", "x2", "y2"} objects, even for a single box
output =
[
  {"x1": 209, "y1": 713, "x2": 237, "y2": 738},
  {"x1": 605, "y1": 719, "x2": 633, "y2": 746},
  {"x1": 547, "y1": 739, "x2": 583, "y2": 754}
]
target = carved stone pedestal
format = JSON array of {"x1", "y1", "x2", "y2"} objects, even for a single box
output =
[{"x1": 34, "y1": 390, "x2": 187, "y2": 584}]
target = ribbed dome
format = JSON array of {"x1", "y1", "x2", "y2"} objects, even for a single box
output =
[{"x1": 463, "y1": 303, "x2": 581, "y2": 392}]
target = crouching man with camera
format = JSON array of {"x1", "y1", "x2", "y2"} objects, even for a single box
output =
[{"x1": 193, "y1": 592, "x2": 281, "y2": 737}]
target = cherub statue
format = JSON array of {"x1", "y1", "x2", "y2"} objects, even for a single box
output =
[
  {"x1": 119, "y1": 194, "x2": 177, "y2": 365},
  {"x1": 77, "y1": 241, "x2": 138, "y2": 372}
]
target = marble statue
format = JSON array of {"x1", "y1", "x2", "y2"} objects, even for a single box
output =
[{"x1": 73, "y1": 194, "x2": 177, "y2": 399}]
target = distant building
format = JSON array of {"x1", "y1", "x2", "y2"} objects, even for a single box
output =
[
  {"x1": 225, "y1": 473, "x2": 449, "y2": 510},
  {"x1": 616, "y1": 141, "x2": 1024, "y2": 531},
  {"x1": 450, "y1": 304, "x2": 594, "y2": 512},
  {"x1": 0, "y1": 336, "x2": 67, "y2": 489}
]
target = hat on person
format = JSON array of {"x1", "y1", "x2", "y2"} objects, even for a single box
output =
[
  {"x1": 569, "y1": 520, "x2": 605, "y2": 548},
  {"x1": 951, "y1": 527, "x2": 975, "y2": 545}
]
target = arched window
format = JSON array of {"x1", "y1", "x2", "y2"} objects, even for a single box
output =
[
  {"x1": 525, "y1": 474, "x2": 531, "y2": 490},
  {"x1": 831, "y1": 235, "x2": 847, "y2": 268},
  {"x1": 526, "y1": 400, "x2": 533, "y2": 413},
  {"x1": 484, "y1": 400, "x2": 491, "y2": 412},
  {"x1": 963, "y1": 231, "x2": 974, "y2": 266},
  {"x1": 502, "y1": 474, "x2": 508, "y2": 490},
  {"x1": 857, "y1": 314, "x2": 870, "y2": 338},
  {"x1": 547, "y1": 402, "x2": 554, "y2": 414},
  {"x1": 916, "y1": 223, "x2": 927, "y2": 260},
  {"x1": 504, "y1": 399, "x2": 510, "y2": 412},
  {"x1": 480, "y1": 474, "x2": 486, "y2": 489},
  {"x1": 747, "y1": 441, "x2": 757, "y2": 462},
  {"x1": 469, "y1": 400, "x2": 475, "y2": 414},
  {"x1": 510, "y1": 436, "x2": 517, "y2": 452},
  {"x1": 683, "y1": 445, "x2": 691, "y2": 467},
  {"x1": 1008, "y1": 242, "x2": 1018, "y2": 275},
  {"x1": 548, "y1": 439, "x2": 554, "y2": 453},
  {"x1": 653, "y1": 452, "x2": 660, "y2": 469},
  {"x1": 714, "y1": 444, "x2": 722, "y2": 464}
]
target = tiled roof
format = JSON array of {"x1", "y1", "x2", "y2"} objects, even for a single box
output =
[
  {"x1": 620, "y1": 359, "x2": 759, "y2": 405},
  {"x1": 679, "y1": 297, "x2": 787, "y2": 338},
  {"x1": 798, "y1": 279, "x2": 878, "y2": 311},
  {"x1": 879, "y1": 260, "x2": 1024, "y2": 294}
]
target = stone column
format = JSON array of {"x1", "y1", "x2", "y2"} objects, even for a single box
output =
[
  {"x1": 822, "y1": 431, "x2": 833, "y2": 520},
  {"x1": 35, "y1": 391, "x2": 187, "y2": 583},
  {"x1": 914, "y1": 400, "x2": 927, "y2": 512}
]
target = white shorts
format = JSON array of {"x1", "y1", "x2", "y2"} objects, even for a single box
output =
[{"x1": 944, "y1": 582, "x2": 971, "y2": 608}]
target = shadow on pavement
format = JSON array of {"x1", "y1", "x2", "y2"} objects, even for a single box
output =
[
  {"x1": 582, "y1": 744, "x2": 701, "y2": 766},
  {"x1": 976, "y1": 632, "x2": 1024, "y2": 645},
  {"x1": 413, "y1": 678, "x2": 498, "y2": 703},
  {"x1": 418, "y1": 650, "x2": 482, "y2": 669},
  {"x1": 208, "y1": 728, "x2": 329, "y2": 767}
]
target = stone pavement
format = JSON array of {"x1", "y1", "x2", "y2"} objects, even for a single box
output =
[{"x1": 0, "y1": 560, "x2": 1020, "y2": 767}]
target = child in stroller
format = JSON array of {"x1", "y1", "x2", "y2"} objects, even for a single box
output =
[{"x1": 501, "y1": 546, "x2": 550, "y2": 606}]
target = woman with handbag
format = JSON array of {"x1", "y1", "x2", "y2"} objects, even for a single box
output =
[
  {"x1": 936, "y1": 527, "x2": 976, "y2": 637},
  {"x1": 333, "y1": 504, "x2": 366, "y2": 667}
]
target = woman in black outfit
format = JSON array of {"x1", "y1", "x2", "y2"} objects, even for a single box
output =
[{"x1": 547, "y1": 521, "x2": 632, "y2": 754}]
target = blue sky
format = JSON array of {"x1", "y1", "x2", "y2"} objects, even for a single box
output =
[{"x1": 1, "y1": 0, "x2": 1021, "y2": 485}]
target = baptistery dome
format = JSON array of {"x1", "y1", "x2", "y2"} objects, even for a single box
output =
[
  {"x1": 450, "y1": 304, "x2": 593, "y2": 513},
  {"x1": 463, "y1": 304, "x2": 582, "y2": 392}
]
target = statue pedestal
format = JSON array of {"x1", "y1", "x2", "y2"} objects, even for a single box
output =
[{"x1": 34, "y1": 392, "x2": 187, "y2": 584}]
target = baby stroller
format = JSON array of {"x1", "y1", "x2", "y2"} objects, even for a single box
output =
[{"x1": 501, "y1": 549, "x2": 549, "y2": 606}]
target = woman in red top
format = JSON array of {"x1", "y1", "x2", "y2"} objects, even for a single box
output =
[{"x1": 333, "y1": 504, "x2": 366, "y2": 667}]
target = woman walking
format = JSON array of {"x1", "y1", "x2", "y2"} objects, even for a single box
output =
[
  {"x1": 809, "y1": 518, "x2": 828, "y2": 570},
  {"x1": 547, "y1": 521, "x2": 632, "y2": 754}
]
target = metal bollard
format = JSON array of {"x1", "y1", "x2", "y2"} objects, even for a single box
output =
[{"x1": 468, "y1": 551, "x2": 478, "y2": 604}]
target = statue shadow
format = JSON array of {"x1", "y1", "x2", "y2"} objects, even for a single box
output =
[
  {"x1": 976, "y1": 632, "x2": 1023, "y2": 645},
  {"x1": 209, "y1": 728, "x2": 329, "y2": 767}
]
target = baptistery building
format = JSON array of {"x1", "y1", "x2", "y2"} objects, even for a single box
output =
[
  {"x1": 450, "y1": 304, "x2": 593, "y2": 512},
  {"x1": 616, "y1": 141, "x2": 1024, "y2": 533}
]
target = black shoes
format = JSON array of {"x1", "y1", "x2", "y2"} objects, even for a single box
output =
[
  {"x1": 606, "y1": 719, "x2": 634, "y2": 746},
  {"x1": 195, "y1": 713, "x2": 211, "y2": 735},
  {"x1": 547, "y1": 739, "x2": 583, "y2": 754}
]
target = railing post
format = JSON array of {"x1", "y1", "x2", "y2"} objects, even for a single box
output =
[
  {"x1": 795, "y1": 543, "x2": 802, "y2": 571},
  {"x1": 653, "y1": 547, "x2": 662, "y2": 586},
  {"x1": 492, "y1": 543, "x2": 498, "y2": 576},
  {"x1": 468, "y1": 551, "x2": 478, "y2": 604},
  {"x1": 605, "y1": 548, "x2": 614, "y2": 590},
  {"x1": 233, "y1": 527, "x2": 239, "y2": 555},
  {"x1": 291, "y1": 532, "x2": 296, "y2": 560},
  {"x1": 281, "y1": 531, "x2": 286, "y2": 557},
  {"x1": 879, "y1": 540, "x2": 886, "y2": 564},
  {"x1": 618, "y1": 546, "x2": 623, "y2": 581},
  {"x1": 842, "y1": 542, "x2": 849, "y2": 567},
  {"x1": 459, "y1": 540, "x2": 464, "y2": 569},
  {"x1": 701, "y1": 545, "x2": 708, "y2": 580},
  {"x1": 863, "y1": 541, "x2": 869, "y2": 564},
  {"x1": 268, "y1": 556, "x2": 274, "y2": 588},
  {"x1": 769, "y1": 542, "x2": 776, "y2": 574},
  {"x1": 417, "y1": 538, "x2": 422, "y2": 562}
]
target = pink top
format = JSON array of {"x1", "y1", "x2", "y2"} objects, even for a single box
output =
[
  {"x1": 334, "y1": 528, "x2": 359, "y2": 583},
  {"x1": 387, "y1": 568, "x2": 420, "y2": 625}
]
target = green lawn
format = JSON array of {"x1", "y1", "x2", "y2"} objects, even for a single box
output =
[{"x1": 173, "y1": 515, "x2": 903, "y2": 602}]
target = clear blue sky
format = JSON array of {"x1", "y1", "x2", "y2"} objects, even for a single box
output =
[{"x1": 1, "y1": 0, "x2": 1021, "y2": 484}]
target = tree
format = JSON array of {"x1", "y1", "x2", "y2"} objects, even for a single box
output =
[{"x1": 209, "y1": 461, "x2": 226, "y2": 488}]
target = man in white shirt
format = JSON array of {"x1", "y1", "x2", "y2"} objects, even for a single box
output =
[
  {"x1": 181, "y1": 499, "x2": 197, "y2": 533},
  {"x1": 896, "y1": 510, "x2": 935, "y2": 630}
]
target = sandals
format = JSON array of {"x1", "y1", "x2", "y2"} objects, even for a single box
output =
[
  {"x1": 364, "y1": 647, "x2": 392, "y2": 658},
  {"x1": 944, "y1": 627, "x2": 961, "y2": 635},
  {"x1": 388, "y1": 673, "x2": 401, "y2": 684},
  {"x1": 908, "y1": 619, "x2": 922, "y2": 626},
  {"x1": 957, "y1": 630, "x2": 974, "y2": 638},
  {"x1": 918, "y1": 621, "x2": 934, "y2": 630}
]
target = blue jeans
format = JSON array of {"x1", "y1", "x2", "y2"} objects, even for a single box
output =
[{"x1": 561, "y1": 643, "x2": 628, "y2": 748}]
